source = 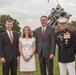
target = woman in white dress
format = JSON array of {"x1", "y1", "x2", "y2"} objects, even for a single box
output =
[{"x1": 19, "y1": 26, "x2": 36, "y2": 75}]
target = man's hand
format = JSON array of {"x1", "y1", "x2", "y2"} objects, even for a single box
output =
[
  {"x1": 17, "y1": 56, "x2": 20, "y2": 61},
  {"x1": 49, "y1": 54, "x2": 54, "y2": 59},
  {"x1": 1, "y1": 57, "x2": 6, "y2": 63},
  {"x1": 35, "y1": 53, "x2": 39, "y2": 59}
]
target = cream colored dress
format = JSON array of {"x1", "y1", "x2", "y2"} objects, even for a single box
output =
[{"x1": 19, "y1": 37, "x2": 36, "y2": 72}]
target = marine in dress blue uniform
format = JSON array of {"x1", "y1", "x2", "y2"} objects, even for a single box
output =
[{"x1": 56, "y1": 17, "x2": 75, "y2": 75}]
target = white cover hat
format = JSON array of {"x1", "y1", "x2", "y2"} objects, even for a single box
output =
[{"x1": 58, "y1": 17, "x2": 69, "y2": 23}]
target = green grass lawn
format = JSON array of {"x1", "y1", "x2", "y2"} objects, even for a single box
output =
[{"x1": 0, "y1": 49, "x2": 76, "y2": 75}]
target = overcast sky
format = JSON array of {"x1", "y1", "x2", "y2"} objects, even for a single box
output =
[{"x1": 0, "y1": 0, "x2": 76, "y2": 30}]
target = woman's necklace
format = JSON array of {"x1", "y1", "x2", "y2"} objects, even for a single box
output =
[
  {"x1": 26, "y1": 35, "x2": 29, "y2": 41},
  {"x1": 26, "y1": 38, "x2": 28, "y2": 41}
]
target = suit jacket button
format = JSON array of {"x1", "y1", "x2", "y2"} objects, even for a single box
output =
[{"x1": 68, "y1": 51, "x2": 70, "y2": 53}]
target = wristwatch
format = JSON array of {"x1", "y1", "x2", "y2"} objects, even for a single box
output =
[{"x1": 30, "y1": 55, "x2": 33, "y2": 57}]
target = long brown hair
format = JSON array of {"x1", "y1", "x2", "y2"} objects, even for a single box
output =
[{"x1": 22, "y1": 26, "x2": 33, "y2": 38}]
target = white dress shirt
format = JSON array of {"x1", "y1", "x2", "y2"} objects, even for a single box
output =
[{"x1": 42, "y1": 25, "x2": 47, "y2": 32}]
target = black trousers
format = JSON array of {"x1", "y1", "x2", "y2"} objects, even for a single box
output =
[
  {"x1": 39, "y1": 50, "x2": 53, "y2": 75},
  {"x1": 2, "y1": 59, "x2": 18, "y2": 75}
]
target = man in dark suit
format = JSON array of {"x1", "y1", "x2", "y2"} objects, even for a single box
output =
[
  {"x1": 0, "y1": 20, "x2": 20, "y2": 75},
  {"x1": 35, "y1": 15, "x2": 56, "y2": 75}
]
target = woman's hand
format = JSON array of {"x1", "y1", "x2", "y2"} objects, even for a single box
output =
[
  {"x1": 23, "y1": 56, "x2": 28, "y2": 61},
  {"x1": 23, "y1": 56, "x2": 32, "y2": 61},
  {"x1": 27, "y1": 56, "x2": 32, "y2": 61}
]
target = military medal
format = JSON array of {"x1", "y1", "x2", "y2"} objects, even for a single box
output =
[
  {"x1": 64, "y1": 32, "x2": 70, "y2": 45},
  {"x1": 61, "y1": 43, "x2": 63, "y2": 50},
  {"x1": 64, "y1": 32, "x2": 70, "y2": 39},
  {"x1": 65, "y1": 39, "x2": 68, "y2": 44}
]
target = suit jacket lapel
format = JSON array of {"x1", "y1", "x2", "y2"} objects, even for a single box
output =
[
  {"x1": 12, "y1": 31, "x2": 15, "y2": 44},
  {"x1": 5, "y1": 31, "x2": 12, "y2": 44},
  {"x1": 39, "y1": 27, "x2": 43, "y2": 40}
]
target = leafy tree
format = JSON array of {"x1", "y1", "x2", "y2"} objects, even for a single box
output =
[
  {"x1": 0, "y1": 15, "x2": 21, "y2": 34},
  {"x1": 70, "y1": 21, "x2": 76, "y2": 27},
  {"x1": 67, "y1": 21, "x2": 76, "y2": 31}
]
